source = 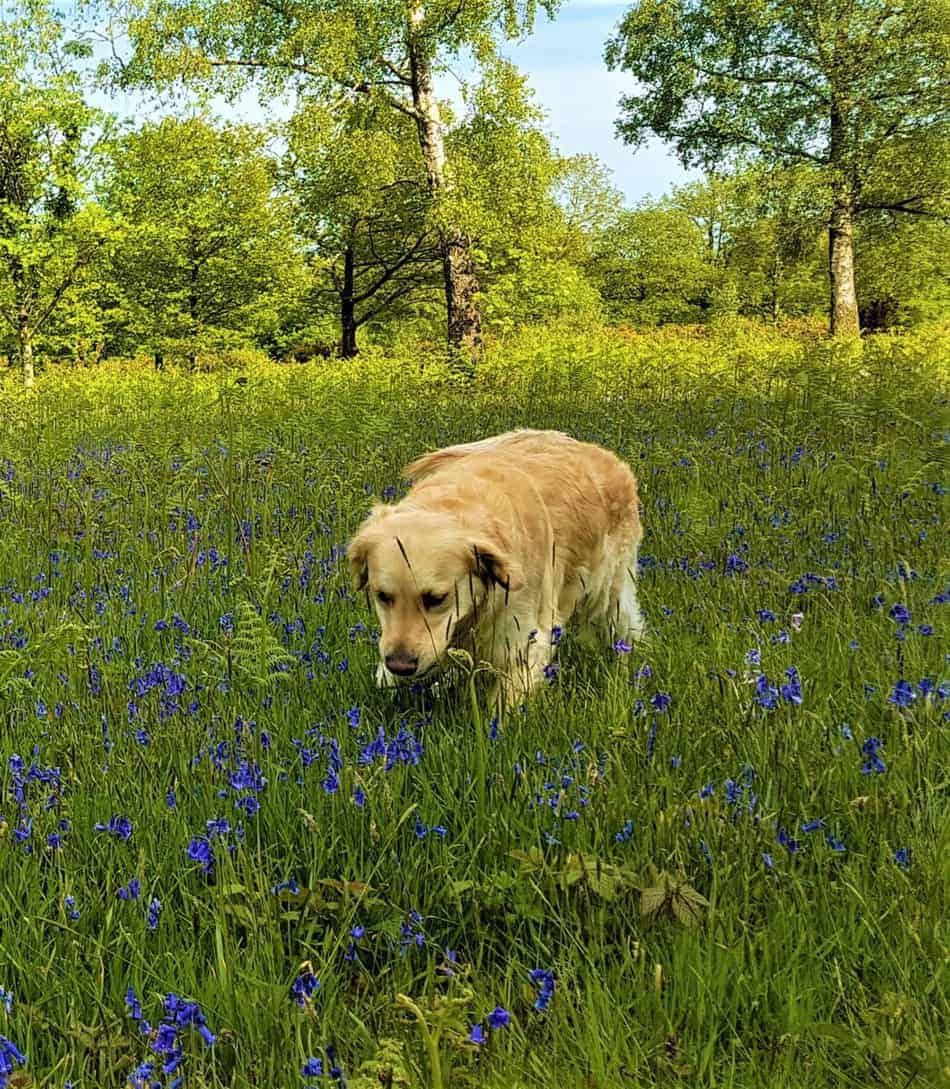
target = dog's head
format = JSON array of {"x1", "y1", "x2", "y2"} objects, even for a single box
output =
[{"x1": 347, "y1": 505, "x2": 524, "y2": 680}]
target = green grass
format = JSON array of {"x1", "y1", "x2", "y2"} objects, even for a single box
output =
[{"x1": 0, "y1": 323, "x2": 948, "y2": 1088}]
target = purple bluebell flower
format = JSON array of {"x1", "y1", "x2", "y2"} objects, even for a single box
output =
[
  {"x1": 888, "y1": 680, "x2": 916, "y2": 708},
  {"x1": 487, "y1": 1006, "x2": 511, "y2": 1030},
  {"x1": 530, "y1": 968, "x2": 555, "y2": 1012},
  {"x1": 94, "y1": 814, "x2": 132, "y2": 840}
]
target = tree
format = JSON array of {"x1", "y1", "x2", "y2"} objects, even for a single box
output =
[
  {"x1": 111, "y1": 0, "x2": 560, "y2": 354},
  {"x1": 447, "y1": 61, "x2": 603, "y2": 334},
  {"x1": 105, "y1": 115, "x2": 304, "y2": 366},
  {"x1": 587, "y1": 202, "x2": 719, "y2": 324},
  {"x1": 0, "y1": 1, "x2": 112, "y2": 386},
  {"x1": 286, "y1": 99, "x2": 440, "y2": 358},
  {"x1": 605, "y1": 0, "x2": 950, "y2": 335}
]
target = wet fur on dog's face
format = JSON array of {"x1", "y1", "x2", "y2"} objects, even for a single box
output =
[{"x1": 348, "y1": 507, "x2": 522, "y2": 680}]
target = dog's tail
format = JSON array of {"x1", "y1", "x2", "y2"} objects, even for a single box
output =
[{"x1": 403, "y1": 430, "x2": 541, "y2": 481}]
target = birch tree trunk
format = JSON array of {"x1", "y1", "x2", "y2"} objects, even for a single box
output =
[
  {"x1": 407, "y1": 2, "x2": 481, "y2": 353},
  {"x1": 828, "y1": 96, "x2": 860, "y2": 337}
]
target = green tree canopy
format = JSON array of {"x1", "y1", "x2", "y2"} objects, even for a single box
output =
[
  {"x1": 105, "y1": 115, "x2": 305, "y2": 365},
  {"x1": 605, "y1": 0, "x2": 950, "y2": 335},
  {"x1": 109, "y1": 0, "x2": 560, "y2": 352},
  {"x1": 0, "y1": 0, "x2": 112, "y2": 385}
]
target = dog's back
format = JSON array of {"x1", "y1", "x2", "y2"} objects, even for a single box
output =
[{"x1": 404, "y1": 429, "x2": 640, "y2": 549}]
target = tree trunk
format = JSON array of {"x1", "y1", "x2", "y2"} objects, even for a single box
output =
[
  {"x1": 407, "y1": 3, "x2": 481, "y2": 353},
  {"x1": 769, "y1": 255, "x2": 781, "y2": 324},
  {"x1": 828, "y1": 95, "x2": 860, "y2": 337},
  {"x1": 340, "y1": 242, "x2": 358, "y2": 358},
  {"x1": 18, "y1": 319, "x2": 34, "y2": 389},
  {"x1": 188, "y1": 233, "x2": 199, "y2": 369},
  {"x1": 828, "y1": 195, "x2": 859, "y2": 336}
]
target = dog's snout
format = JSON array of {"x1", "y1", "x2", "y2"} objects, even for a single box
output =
[{"x1": 385, "y1": 652, "x2": 419, "y2": 677}]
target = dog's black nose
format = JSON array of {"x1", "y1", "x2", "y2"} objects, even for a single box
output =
[{"x1": 385, "y1": 652, "x2": 419, "y2": 677}]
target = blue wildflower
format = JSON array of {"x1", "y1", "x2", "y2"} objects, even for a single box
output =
[
  {"x1": 888, "y1": 680, "x2": 916, "y2": 708},
  {"x1": 780, "y1": 666, "x2": 802, "y2": 705},
  {"x1": 861, "y1": 737, "x2": 886, "y2": 775},
  {"x1": 754, "y1": 675, "x2": 778, "y2": 710},
  {"x1": 777, "y1": 827, "x2": 800, "y2": 854},
  {"x1": 487, "y1": 1007, "x2": 511, "y2": 1030},
  {"x1": 894, "y1": 847, "x2": 910, "y2": 870},
  {"x1": 530, "y1": 968, "x2": 555, "y2": 1012},
  {"x1": 469, "y1": 1023, "x2": 487, "y2": 1045},
  {"x1": 94, "y1": 814, "x2": 132, "y2": 840}
]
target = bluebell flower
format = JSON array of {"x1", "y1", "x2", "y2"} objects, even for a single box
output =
[
  {"x1": 469, "y1": 1023, "x2": 487, "y2": 1045},
  {"x1": 762, "y1": 853, "x2": 774, "y2": 870},
  {"x1": 117, "y1": 878, "x2": 141, "y2": 900},
  {"x1": 487, "y1": 1006, "x2": 511, "y2": 1030},
  {"x1": 302, "y1": 1057, "x2": 324, "y2": 1077},
  {"x1": 1, "y1": 1036, "x2": 30, "y2": 1084},
  {"x1": 780, "y1": 667, "x2": 802, "y2": 705},
  {"x1": 826, "y1": 836, "x2": 846, "y2": 853},
  {"x1": 889, "y1": 603, "x2": 911, "y2": 624},
  {"x1": 801, "y1": 819, "x2": 825, "y2": 834},
  {"x1": 94, "y1": 814, "x2": 132, "y2": 840},
  {"x1": 861, "y1": 737, "x2": 886, "y2": 775},
  {"x1": 186, "y1": 836, "x2": 215, "y2": 874},
  {"x1": 725, "y1": 553, "x2": 747, "y2": 575},
  {"x1": 651, "y1": 692, "x2": 672, "y2": 712},
  {"x1": 615, "y1": 819, "x2": 634, "y2": 843},
  {"x1": 147, "y1": 899, "x2": 162, "y2": 930},
  {"x1": 530, "y1": 968, "x2": 555, "y2": 1011},
  {"x1": 777, "y1": 827, "x2": 800, "y2": 854},
  {"x1": 613, "y1": 639, "x2": 632, "y2": 654},
  {"x1": 888, "y1": 680, "x2": 916, "y2": 708},
  {"x1": 893, "y1": 847, "x2": 910, "y2": 870},
  {"x1": 754, "y1": 675, "x2": 778, "y2": 710}
]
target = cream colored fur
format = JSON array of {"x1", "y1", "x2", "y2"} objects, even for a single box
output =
[{"x1": 348, "y1": 429, "x2": 644, "y2": 705}]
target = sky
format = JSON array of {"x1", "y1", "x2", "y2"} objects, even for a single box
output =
[{"x1": 496, "y1": 0, "x2": 698, "y2": 203}]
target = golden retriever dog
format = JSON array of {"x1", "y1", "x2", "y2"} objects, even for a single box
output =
[{"x1": 347, "y1": 430, "x2": 644, "y2": 704}]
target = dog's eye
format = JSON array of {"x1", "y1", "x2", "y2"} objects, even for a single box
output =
[
  {"x1": 421, "y1": 592, "x2": 447, "y2": 610},
  {"x1": 376, "y1": 591, "x2": 393, "y2": 606}
]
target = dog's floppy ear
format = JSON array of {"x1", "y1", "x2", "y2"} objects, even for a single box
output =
[
  {"x1": 348, "y1": 510, "x2": 384, "y2": 591},
  {"x1": 470, "y1": 536, "x2": 524, "y2": 593},
  {"x1": 347, "y1": 531, "x2": 372, "y2": 590}
]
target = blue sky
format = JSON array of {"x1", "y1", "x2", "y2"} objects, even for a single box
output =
[{"x1": 497, "y1": 0, "x2": 698, "y2": 202}]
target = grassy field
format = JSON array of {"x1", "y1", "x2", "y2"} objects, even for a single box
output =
[{"x1": 0, "y1": 323, "x2": 947, "y2": 1088}]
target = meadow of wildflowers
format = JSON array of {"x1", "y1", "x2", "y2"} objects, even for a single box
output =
[{"x1": 0, "y1": 324, "x2": 947, "y2": 1088}]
